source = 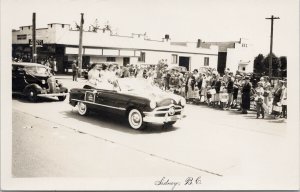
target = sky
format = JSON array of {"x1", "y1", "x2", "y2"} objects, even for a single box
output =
[{"x1": 1, "y1": 0, "x2": 299, "y2": 59}]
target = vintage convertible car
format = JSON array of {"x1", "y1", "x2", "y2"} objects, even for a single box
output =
[
  {"x1": 12, "y1": 62, "x2": 68, "y2": 102},
  {"x1": 69, "y1": 78, "x2": 186, "y2": 130}
]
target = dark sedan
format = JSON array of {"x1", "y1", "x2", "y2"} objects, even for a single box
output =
[{"x1": 12, "y1": 62, "x2": 68, "y2": 102}]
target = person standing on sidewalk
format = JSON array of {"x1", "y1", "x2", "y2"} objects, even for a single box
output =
[
  {"x1": 241, "y1": 76, "x2": 252, "y2": 114},
  {"x1": 72, "y1": 60, "x2": 78, "y2": 81},
  {"x1": 280, "y1": 80, "x2": 287, "y2": 118},
  {"x1": 263, "y1": 76, "x2": 271, "y2": 112},
  {"x1": 254, "y1": 91, "x2": 265, "y2": 119},
  {"x1": 272, "y1": 80, "x2": 283, "y2": 118},
  {"x1": 226, "y1": 75, "x2": 234, "y2": 108}
]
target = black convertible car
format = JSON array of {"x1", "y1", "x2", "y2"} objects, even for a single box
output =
[
  {"x1": 69, "y1": 78, "x2": 186, "y2": 130},
  {"x1": 12, "y1": 62, "x2": 68, "y2": 102}
]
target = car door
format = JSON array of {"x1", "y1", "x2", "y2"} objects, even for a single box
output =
[
  {"x1": 97, "y1": 90, "x2": 128, "y2": 115},
  {"x1": 12, "y1": 65, "x2": 27, "y2": 91}
]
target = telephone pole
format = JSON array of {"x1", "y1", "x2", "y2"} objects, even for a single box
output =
[
  {"x1": 265, "y1": 15, "x2": 280, "y2": 78},
  {"x1": 78, "y1": 13, "x2": 84, "y2": 77},
  {"x1": 32, "y1": 12, "x2": 37, "y2": 63}
]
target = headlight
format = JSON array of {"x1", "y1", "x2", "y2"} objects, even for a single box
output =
[
  {"x1": 41, "y1": 80, "x2": 46, "y2": 84},
  {"x1": 149, "y1": 100, "x2": 156, "y2": 109},
  {"x1": 180, "y1": 98, "x2": 186, "y2": 106}
]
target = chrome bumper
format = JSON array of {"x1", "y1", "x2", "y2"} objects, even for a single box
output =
[
  {"x1": 143, "y1": 112, "x2": 186, "y2": 124},
  {"x1": 37, "y1": 93, "x2": 68, "y2": 97}
]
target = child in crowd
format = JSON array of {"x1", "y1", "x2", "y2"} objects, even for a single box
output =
[
  {"x1": 219, "y1": 82, "x2": 228, "y2": 110},
  {"x1": 206, "y1": 86, "x2": 212, "y2": 106},
  {"x1": 254, "y1": 91, "x2": 265, "y2": 119}
]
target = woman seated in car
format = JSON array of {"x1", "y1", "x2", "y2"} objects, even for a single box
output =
[{"x1": 87, "y1": 63, "x2": 101, "y2": 86}]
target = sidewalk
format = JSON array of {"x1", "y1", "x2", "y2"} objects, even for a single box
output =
[{"x1": 54, "y1": 74, "x2": 87, "y2": 89}]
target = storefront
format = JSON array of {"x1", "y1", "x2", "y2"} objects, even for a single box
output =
[{"x1": 12, "y1": 23, "x2": 219, "y2": 74}]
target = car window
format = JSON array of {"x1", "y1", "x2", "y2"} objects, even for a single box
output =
[{"x1": 25, "y1": 66, "x2": 49, "y2": 75}]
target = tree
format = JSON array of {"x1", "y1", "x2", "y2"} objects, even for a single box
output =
[
  {"x1": 253, "y1": 54, "x2": 265, "y2": 74},
  {"x1": 262, "y1": 53, "x2": 280, "y2": 77},
  {"x1": 279, "y1": 56, "x2": 287, "y2": 78}
]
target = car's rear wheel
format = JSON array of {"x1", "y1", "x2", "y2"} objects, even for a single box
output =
[
  {"x1": 26, "y1": 88, "x2": 38, "y2": 102},
  {"x1": 58, "y1": 96, "x2": 66, "y2": 101},
  {"x1": 77, "y1": 101, "x2": 89, "y2": 116},
  {"x1": 128, "y1": 109, "x2": 145, "y2": 130}
]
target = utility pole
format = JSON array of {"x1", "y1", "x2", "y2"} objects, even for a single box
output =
[
  {"x1": 265, "y1": 15, "x2": 280, "y2": 78},
  {"x1": 32, "y1": 12, "x2": 37, "y2": 63},
  {"x1": 78, "y1": 13, "x2": 84, "y2": 77}
]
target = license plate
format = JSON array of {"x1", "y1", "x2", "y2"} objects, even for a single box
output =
[{"x1": 166, "y1": 116, "x2": 178, "y2": 122}]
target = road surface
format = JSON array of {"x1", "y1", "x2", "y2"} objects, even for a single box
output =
[{"x1": 11, "y1": 76, "x2": 298, "y2": 189}]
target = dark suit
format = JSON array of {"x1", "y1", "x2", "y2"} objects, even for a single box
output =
[{"x1": 241, "y1": 82, "x2": 252, "y2": 111}]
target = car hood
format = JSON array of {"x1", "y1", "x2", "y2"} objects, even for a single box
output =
[{"x1": 121, "y1": 89, "x2": 183, "y2": 106}]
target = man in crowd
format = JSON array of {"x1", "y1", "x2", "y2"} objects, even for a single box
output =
[
  {"x1": 72, "y1": 60, "x2": 78, "y2": 81},
  {"x1": 241, "y1": 76, "x2": 252, "y2": 114}
]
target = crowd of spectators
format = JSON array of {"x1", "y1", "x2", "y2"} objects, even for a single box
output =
[{"x1": 117, "y1": 62, "x2": 287, "y2": 119}]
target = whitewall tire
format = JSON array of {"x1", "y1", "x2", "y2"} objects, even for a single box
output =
[
  {"x1": 128, "y1": 109, "x2": 144, "y2": 130},
  {"x1": 77, "y1": 102, "x2": 88, "y2": 116}
]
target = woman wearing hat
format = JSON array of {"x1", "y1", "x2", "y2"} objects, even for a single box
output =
[
  {"x1": 87, "y1": 63, "x2": 101, "y2": 86},
  {"x1": 272, "y1": 80, "x2": 284, "y2": 118},
  {"x1": 263, "y1": 77, "x2": 271, "y2": 105}
]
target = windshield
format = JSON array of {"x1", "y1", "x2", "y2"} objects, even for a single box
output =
[
  {"x1": 117, "y1": 78, "x2": 161, "y2": 92},
  {"x1": 25, "y1": 66, "x2": 49, "y2": 75}
]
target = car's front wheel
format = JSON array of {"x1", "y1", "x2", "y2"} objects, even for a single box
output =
[
  {"x1": 26, "y1": 88, "x2": 38, "y2": 102},
  {"x1": 77, "y1": 101, "x2": 89, "y2": 116},
  {"x1": 128, "y1": 109, "x2": 145, "y2": 130}
]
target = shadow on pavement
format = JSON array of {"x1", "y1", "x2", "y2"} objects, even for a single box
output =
[
  {"x1": 12, "y1": 93, "x2": 63, "y2": 103},
  {"x1": 59, "y1": 109, "x2": 178, "y2": 135}
]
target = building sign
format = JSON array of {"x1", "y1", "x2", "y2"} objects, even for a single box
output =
[
  {"x1": 29, "y1": 39, "x2": 43, "y2": 47},
  {"x1": 66, "y1": 47, "x2": 81, "y2": 54},
  {"x1": 103, "y1": 49, "x2": 118, "y2": 56},
  {"x1": 84, "y1": 48, "x2": 102, "y2": 55},
  {"x1": 119, "y1": 50, "x2": 134, "y2": 56}
]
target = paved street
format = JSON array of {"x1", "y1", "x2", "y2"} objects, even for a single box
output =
[{"x1": 12, "y1": 76, "x2": 298, "y2": 189}]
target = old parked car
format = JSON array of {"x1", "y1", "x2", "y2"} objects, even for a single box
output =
[
  {"x1": 12, "y1": 62, "x2": 68, "y2": 102},
  {"x1": 69, "y1": 78, "x2": 186, "y2": 130}
]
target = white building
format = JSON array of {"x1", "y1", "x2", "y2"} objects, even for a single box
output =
[
  {"x1": 199, "y1": 38, "x2": 255, "y2": 74},
  {"x1": 12, "y1": 23, "x2": 219, "y2": 73}
]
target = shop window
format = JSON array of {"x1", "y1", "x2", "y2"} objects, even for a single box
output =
[
  {"x1": 138, "y1": 52, "x2": 145, "y2": 62},
  {"x1": 17, "y1": 35, "x2": 27, "y2": 40},
  {"x1": 171, "y1": 54, "x2": 178, "y2": 64},
  {"x1": 204, "y1": 57, "x2": 209, "y2": 66},
  {"x1": 106, "y1": 57, "x2": 116, "y2": 62}
]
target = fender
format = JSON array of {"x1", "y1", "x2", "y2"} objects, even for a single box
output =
[
  {"x1": 59, "y1": 86, "x2": 69, "y2": 93},
  {"x1": 23, "y1": 83, "x2": 43, "y2": 95}
]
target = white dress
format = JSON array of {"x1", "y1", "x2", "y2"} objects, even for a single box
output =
[{"x1": 88, "y1": 69, "x2": 100, "y2": 86}]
